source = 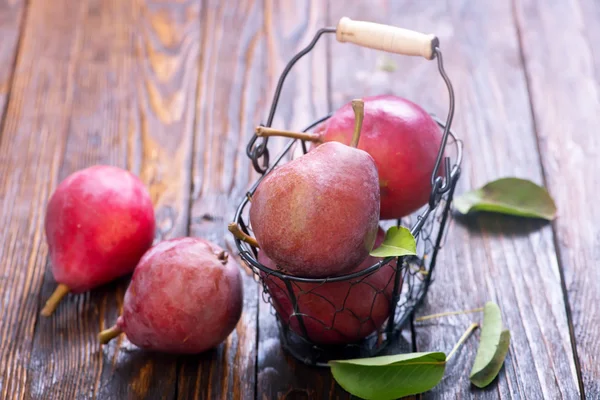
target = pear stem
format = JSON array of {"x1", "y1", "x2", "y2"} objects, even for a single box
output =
[
  {"x1": 350, "y1": 99, "x2": 365, "y2": 148},
  {"x1": 446, "y1": 322, "x2": 479, "y2": 362},
  {"x1": 98, "y1": 325, "x2": 123, "y2": 344},
  {"x1": 415, "y1": 307, "x2": 484, "y2": 322},
  {"x1": 255, "y1": 126, "x2": 321, "y2": 142},
  {"x1": 40, "y1": 283, "x2": 70, "y2": 317},
  {"x1": 228, "y1": 223, "x2": 260, "y2": 248}
]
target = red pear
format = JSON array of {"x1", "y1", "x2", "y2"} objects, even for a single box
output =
[
  {"x1": 257, "y1": 95, "x2": 444, "y2": 220},
  {"x1": 41, "y1": 165, "x2": 155, "y2": 316},
  {"x1": 259, "y1": 227, "x2": 399, "y2": 345},
  {"x1": 98, "y1": 237, "x2": 243, "y2": 354},
  {"x1": 250, "y1": 99, "x2": 380, "y2": 278}
]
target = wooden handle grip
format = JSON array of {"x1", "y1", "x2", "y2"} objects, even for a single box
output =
[{"x1": 335, "y1": 17, "x2": 438, "y2": 60}]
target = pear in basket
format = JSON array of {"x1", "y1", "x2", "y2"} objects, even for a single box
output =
[{"x1": 249, "y1": 99, "x2": 380, "y2": 278}]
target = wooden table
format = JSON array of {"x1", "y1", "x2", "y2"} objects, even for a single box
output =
[{"x1": 0, "y1": 0, "x2": 596, "y2": 398}]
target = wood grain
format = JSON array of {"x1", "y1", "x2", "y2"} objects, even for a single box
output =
[
  {"x1": 250, "y1": 1, "x2": 360, "y2": 399},
  {"x1": 0, "y1": 0, "x2": 87, "y2": 398},
  {"x1": 0, "y1": 0, "x2": 26, "y2": 123},
  {"x1": 0, "y1": 1, "x2": 592, "y2": 399},
  {"x1": 328, "y1": 0, "x2": 580, "y2": 398},
  {"x1": 514, "y1": 0, "x2": 600, "y2": 397},
  {"x1": 0, "y1": 0, "x2": 201, "y2": 398},
  {"x1": 26, "y1": 17, "x2": 136, "y2": 398},
  {"x1": 177, "y1": 0, "x2": 265, "y2": 398},
  {"x1": 95, "y1": 0, "x2": 201, "y2": 399}
]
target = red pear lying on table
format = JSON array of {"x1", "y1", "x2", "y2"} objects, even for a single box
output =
[
  {"x1": 98, "y1": 237, "x2": 243, "y2": 354},
  {"x1": 41, "y1": 165, "x2": 156, "y2": 316},
  {"x1": 249, "y1": 99, "x2": 380, "y2": 278},
  {"x1": 259, "y1": 227, "x2": 399, "y2": 345},
  {"x1": 256, "y1": 94, "x2": 444, "y2": 220}
]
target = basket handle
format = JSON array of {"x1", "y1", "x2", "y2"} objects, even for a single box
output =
[{"x1": 335, "y1": 17, "x2": 439, "y2": 60}]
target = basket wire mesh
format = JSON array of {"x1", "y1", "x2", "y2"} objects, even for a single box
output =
[{"x1": 229, "y1": 27, "x2": 462, "y2": 367}]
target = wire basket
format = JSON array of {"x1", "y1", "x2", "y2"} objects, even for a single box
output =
[{"x1": 229, "y1": 18, "x2": 463, "y2": 367}]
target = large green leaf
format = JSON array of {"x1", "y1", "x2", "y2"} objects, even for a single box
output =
[
  {"x1": 469, "y1": 302, "x2": 510, "y2": 388},
  {"x1": 369, "y1": 226, "x2": 417, "y2": 258},
  {"x1": 329, "y1": 352, "x2": 446, "y2": 400},
  {"x1": 454, "y1": 177, "x2": 557, "y2": 220}
]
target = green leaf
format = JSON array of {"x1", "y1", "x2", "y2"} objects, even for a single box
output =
[
  {"x1": 329, "y1": 352, "x2": 446, "y2": 400},
  {"x1": 471, "y1": 330, "x2": 511, "y2": 388},
  {"x1": 469, "y1": 302, "x2": 511, "y2": 388},
  {"x1": 369, "y1": 226, "x2": 417, "y2": 258},
  {"x1": 454, "y1": 177, "x2": 557, "y2": 220}
]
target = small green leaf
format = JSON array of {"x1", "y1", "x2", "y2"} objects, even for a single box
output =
[
  {"x1": 454, "y1": 177, "x2": 557, "y2": 220},
  {"x1": 329, "y1": 352, "x2": 446, "y2": 400},
  {"x1": 369, "y1": 226, "x2": 417, "y2": 258},
  {"x1": 469, "y1": 302, "x2": 511, "y2": 388},
  {"x1": 471, "y1": 330, "x2": 511, "y2": 388},
  {"x1": 470, "y1": 302, "x2": 502, "y2": 373}
]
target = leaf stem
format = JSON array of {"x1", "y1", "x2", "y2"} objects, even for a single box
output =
[
  {"x1": 350, "y1": 99, "x2": 364, "y2": 148},
  {"x1": 255, "y1": 126, "x2": 322, "y2": 142},
  {"x1": 228, "y1": 223, "x2": 260, "y2": 248},
  {"x1": 416, "y1": 307, "x2": 484, "y2": 322},
  {"x1": 446, "y1": 322, "x2": 479, "y2": 362}
]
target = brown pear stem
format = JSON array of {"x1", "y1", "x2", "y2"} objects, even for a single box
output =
[
  {"x1": 228, "y1": 223, "x2": 260, "y2": 248},
  {"x1": 255, "y1": 126, "x2": 322, "y2": 142},
  {"x1": 40, "y1": 283, "x2": 70, "y2": 316},
  {"x1": 98, "y1": 325, "x2": 123, "y2": 344},
  {"x1": 350, "y1": 99, "x2": 365, "y2": 148}
]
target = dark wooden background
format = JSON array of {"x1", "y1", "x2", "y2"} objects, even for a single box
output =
[{"x1": 0, "y1": 0, "x2": 596, "y2": 398}]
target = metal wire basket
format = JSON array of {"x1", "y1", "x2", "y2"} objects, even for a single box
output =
[{"x1": 229, "y1": 18, "x2": 463, "y2": 367}]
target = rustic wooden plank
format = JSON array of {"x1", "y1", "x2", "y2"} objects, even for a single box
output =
[
  {"x1": 25, "y1": 0, "x2": 134, "y2": 395},
  {"x1": 177, "y1": 0, "x2": 264, "y2": 398},
  {"x1": 0, "y1": 0, "x2": 26, "y2": 121},
  {"x1": 15, "y1": 0, "x2": 201, "y2": 399},
  {"x1": 514, "y1": 0, "x2": 600, "y2": 396},
  {"x1": 248, "y1": 1, "x2": 362, "y2": 399},
  {"x1": 94, "y1": 0, "x2": 201, "y2": 398},
  {"x1": 328, "y1": 0, "x2": 580, "y2": 399},
  {"x1": 0, "y1": 1, "x2": 87, "y2": 398}
]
